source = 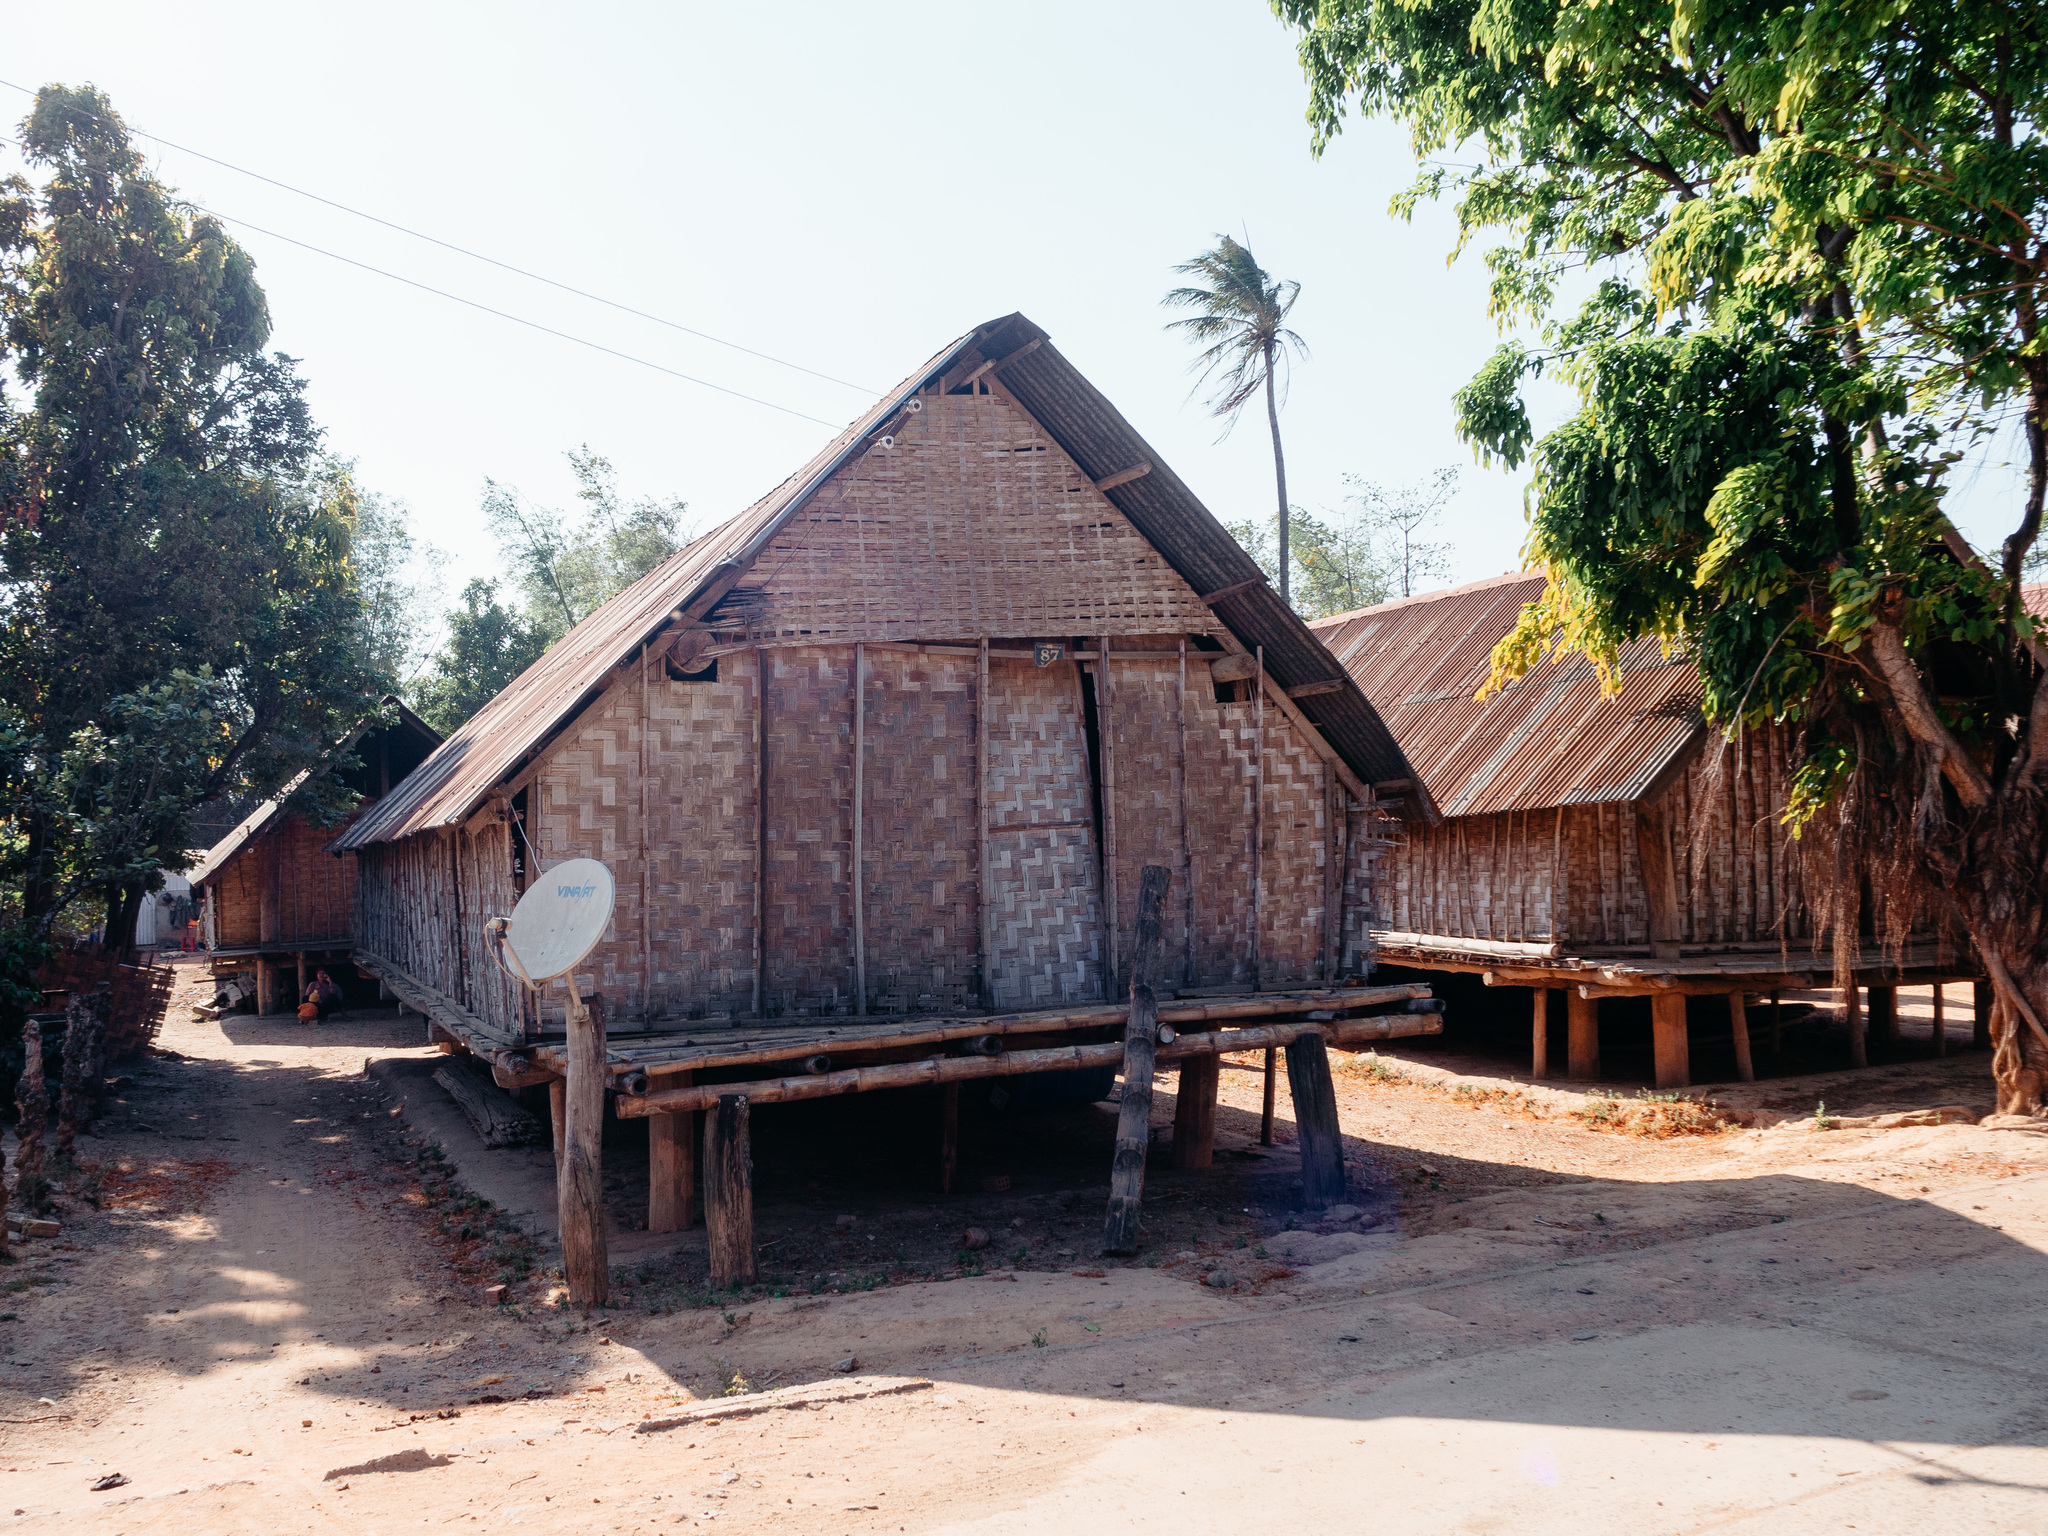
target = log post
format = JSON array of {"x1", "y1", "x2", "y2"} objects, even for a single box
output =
[
  {"x1": 1102, "y1": 864, "x2": 1171, "y2": 1255},
  {"x1": 1727, "y1": 991, "x2": 1755, "y2": 1083},
  {"x1": 1973, "y1": 980, "x2": 1993, "y2": 1050},
  {"x1": 255, "y1": 954, "x2": 274, "y2": 1017},
  {"x1": 56, "y1": 986, "x2": 109, "y2": 1157},
  {"x1": 558, "y1": 989, "x2": 609, "y2": 1306},
  {"x1": 13, "y1": 1017, "x2": 46, "y2": 1188},
  {"x1": 1283, "y1": 1032, "x2": 1346, "y2": 1209},
  {"x1": 1845, "y1": 984, "x2": 1867, "y2": 1068},
  {"x1": 1531, "y1": 987, "x2": 1550, "y2": 1079},
  {"x1": 704, "y1": 1093, "x2": 755, "y2": 1288},
  {"x1": 648, "y1": 1071, "x2": 697, "y2": 1234},
  {"x1": 548, "y1": 1078, "x2": 566, "y2": 1167},
  {"x1": 1869, "y1": 985, "x2": 1899, "y2": 1047},
  {"x1": 940, "y1": 1082, "x2": 960, "y2": 1194},
  {"x1": 1651, "y1": 992, "x2": 1690, "y2": 1089},
  {"x1": 1260, "y1": 1045, "x2": 1277, "y2": 1145},
  {"x1": 1567, "y1": 991, "x2": 1600, "y2": 1078},
  {"x1": 1171, "y1": 1055, "x2": 1218, "y2": 1170},
  {"x1": 296, "y1": 950, "x2": 308, "y2": 1013},
  {"x1": 1932, "y1": 984, "x2": 1947, "y2": 1057}
]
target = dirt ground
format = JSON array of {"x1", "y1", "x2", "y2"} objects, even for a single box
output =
[{"x1": 4, "y1": 959, "x2": 2046, "y2": 1533}]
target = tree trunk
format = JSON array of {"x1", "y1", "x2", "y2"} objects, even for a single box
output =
[
  {"x1": 14, "y1": 1019, "x2": 47, "y2": 1190},
  {"x1": 1264, "y1": 348, "x2": 1289, "y2": 609},
  {"x1": 104, "y1": 885, "x2": 144, "y2": 961},
  {"x1": 56, "y1": 986, "x2": 110, "y2": 1157},
  {"x1": 1954, "y1": 794, "x2": 2048, "y2": 1116}
]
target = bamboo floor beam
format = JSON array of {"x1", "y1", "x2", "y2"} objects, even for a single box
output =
[{"x1": 614, "y1": 1010, "x2": 1442, "y2": 1119}]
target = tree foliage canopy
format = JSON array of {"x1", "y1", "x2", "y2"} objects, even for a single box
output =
[{"x1": 1275, "y1": 0, "x2": 2048, "y2": 1106}]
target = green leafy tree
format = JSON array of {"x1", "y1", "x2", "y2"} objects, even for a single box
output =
[
  {"x1": 1344, "y1": 467, "x2": 1457, "y2": 599},
  {"x1": 1275, "y1": 0, "x2": 2048, "y2": 1110},
  {"x1": 480, "y1": 446, "x2": 688, "y2": 645},
  {"x1": 414, "y1": 579, "x2": 550, "y2": 734},
  {"x1": 1228, "y1": 505, "x2": 1395, "y2": 618},
  {"x1": 1165, "y1": 237, "x2": 1308, "y2": 606},
  {"x1": 0, "y1": 84, "x2": 381, "y2": 958}
]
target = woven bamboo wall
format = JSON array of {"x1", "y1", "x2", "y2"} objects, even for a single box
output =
[
  {"x1": 861, "y1": 647, "x2": 981, "y2": 1012},
  {"x1": 1383, "y1": 727, "x2": 1815, "y2": 946},
  {"x1": 354, "y1": 831, "x2": 470, "y2": 1012},
  {"x1": 985, "y1": 657, "x2": 1104, "y2": 1009},
  {"x1": 718, "y1": 391, "x2": 1221, "y2": 644},
  {"x1": 206, "y1": 812, "x2": 359, "y2": 948}
]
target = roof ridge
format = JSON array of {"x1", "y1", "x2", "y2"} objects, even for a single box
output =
[{"x1": 1309, "y1": 569, "x2": 1544, "y2": 628}]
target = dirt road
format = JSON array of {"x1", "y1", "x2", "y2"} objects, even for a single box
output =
[{"x1": 4, "y1": 977, "x2": 2046, "y2": 1533}]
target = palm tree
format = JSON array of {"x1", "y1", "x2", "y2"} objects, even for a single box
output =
[{"x1": 1163, "y1": 236, "x2": 1307, "y2": 605}]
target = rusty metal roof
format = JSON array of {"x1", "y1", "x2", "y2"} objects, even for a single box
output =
[
  {"x1": 1309, "y1": 573, "x2": 1706, "y2": 816},
  {"x1": 335, "y1": 315, "x2": 1419, "y2": 851}
]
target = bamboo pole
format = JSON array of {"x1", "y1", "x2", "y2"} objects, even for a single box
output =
[
  {"x1": 1176, "y1": 637, "x2": 1195, "y2": 987},
  {"x1": 754, "y1": 647, "x2": 767, "y2": 1018},
  {"x1": 978, "y1": 638, "x2": 993, "y2": 1009},
  {"x1": 1099, "y1": 634, "x2": 1119, "y2": 995},
  {"x1": 1260, "y1": 1045, "x2": 1277, "y2": 1145},
  {"x1": 617, "y1": 1009, "x2": 1442, "y2": 1119},
  {"x1": 852, "y1": 642, "x2": 867, "y2": 1016},
  {"x1": 1251, "y1": 645, "x2": 1264, "y2": 990},
  {"x1": 1104, "y1": 865, "x2": 1171, "y2": 1254}
]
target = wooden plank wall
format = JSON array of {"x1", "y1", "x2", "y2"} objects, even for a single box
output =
[
  {"x1": 206, "y1": 812, "x2": 359, "y2": 947},
  {"x1": 1382, "y1": 727, "x2": 1817, "y2": 946}
]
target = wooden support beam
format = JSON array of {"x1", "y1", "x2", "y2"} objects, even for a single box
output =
[
  {"x1": 548, "y1": 1078, "x2": 566, "y2": 1166},
  {"x1": 1532, "y1": 987, "x2": 1550, "y2": 1080},
  {"x1": 1285, "y1": 679, "x2": 1345, "y2": 699},
  {"x1": 1933, "y1": 983, "x2": 1947, "y2": 1057},
  {"x1": 704, "y1": 1094, "x2": 755, "y2": 1288},
  {"x1": 559, "y1": 990, "x2": 609, "y2": 1306},
  {"x1": 1093, "y1": 461, "x2": 1152, "y2": 492},
  {"x1": 1284, "y1": 1033, "x2": 1346, "y2": 1209},
  {"x1": 1651, "y1": 992, "x2": 1690, "y2": 1090},
  {"x1": 852, "y1": 642, "x2": 867, "y2": 1016},
  {"x1": 1172, "y1": 1055, "x2": 1219, "y2": 1170},
  {"x1": 1199, "y1": 575, "x2": 1267, "y2": 606},
  {"x1": 648, "y1": 1070, "x2": 696, "y2": 1234},
  {"x1": 1727, "y1": 992, "x2": 1755, "y2": 1083},
  {"x1": 1846, "y1": 985, "x2": 1867, "y2": 1068},
  {"x1": 1260, "y1": 1046, "x2": 1277, "y2": 1145},
  {"x1": 256, "y1": 955, "x2": 274, "y2": 1018},
  {"x1": 1567, "y1": 990, "x2": 1600, "y2": 1078},
  {"x1": 1103, "y1": 865, "x2": 1170, "y2": 1255},
  {"x1": 296, "y1": 951, "x2": 308, "y2": 1012},
  {"x1": 1869, "y1": 984, "x2": 1899, "y2": 1045},
  {"x1": 940, "y1": 1082, "x2": 960, "y2": 1195}
]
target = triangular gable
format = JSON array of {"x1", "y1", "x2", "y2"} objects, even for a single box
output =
[{"x1": 715, "y1": 388, "x2": 1220, "y2": 644}]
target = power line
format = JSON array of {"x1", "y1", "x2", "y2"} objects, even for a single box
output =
[
  {"x1": 0, "y1": 128, "x2": 845, "y2": 428},
  {"x1": 0, "y1": 77, "x2": 880, "y2": 395}
]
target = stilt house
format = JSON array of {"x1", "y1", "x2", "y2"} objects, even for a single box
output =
[
  {"x1": 1310, "y1": 572, "x2": 1983, "y2": 1088},
  {"x1": 332, "y1": 315, "x2": 1442, "y2": 1256},
  {"x1": 191, "y1": 700, "x2": 441, "y2": 1014}
]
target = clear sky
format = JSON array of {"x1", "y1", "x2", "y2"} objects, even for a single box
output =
[{"x1": 3, "y1": 1, "x2": 2029, "y2": 615}]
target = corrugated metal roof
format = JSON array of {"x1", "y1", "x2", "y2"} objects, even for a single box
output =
[
  {"x1": 192, "y1": 698, "x2": 443, "y2": 883},
  {"x1": 1309, "y1": 573, "x2": 1705, "y2": 816},
  {"x1": 2026, "y1": 581, "x2": 2046, "y2": 622},
  {"x1": 337, "y1": 314, "x2": 1420, "y2": 850}
]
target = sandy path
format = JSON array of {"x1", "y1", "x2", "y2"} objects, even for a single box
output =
[{"x1": 5, "y1": 970, "x2": 2047, "y2": 1533}]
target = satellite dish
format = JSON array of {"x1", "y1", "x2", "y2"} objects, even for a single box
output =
[{"x1": 488, "y1": 857, "x2": 616, "y2": 988}]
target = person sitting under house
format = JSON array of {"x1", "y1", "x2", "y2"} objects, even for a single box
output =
[{"x1": 297, "y1": 969, "x2": 345, "y2": 1024}]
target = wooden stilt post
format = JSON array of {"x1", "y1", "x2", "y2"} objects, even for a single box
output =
[
  {"x1": 1103, "y1": 864, "x2": 1171, "y2": 1256},
  {"x1": 1973, "y1": 980, "x2": 1993, "y2": 1050},
  {"x1": 1727, "y1": 991, "x2": 1755, "y2": 1083},
  {"x1": 1932, "y1": 984, "x2": 1947, "y2": 1056},
  {"x1": 704, "y1": 1093, "x2": 755, "y2": 1288},
  {"x1": 940, "y1": 1082, "x2": 960, "y2": 1195},
  {"x1": 852, "y1": 642, "x2": 867, "y2": 1016},
  {"x1": 1172, "y1": 1055, "x2": 1218, "y2": 1170},
  {"x1": 648, "y1": 1071, "x2": 696, "y2": 1235},
  {"x1": 559, "y1": 989, "x2": 609, "y2": 1306},
  {"x1": 1869, "y1": 985, "x2": 1899, "y2": 1047},
  {"x1": 548, "y1": 1078, "x2": 566, "y2": 1167},
  {"x1": 1260, "y1": 1046, "x2": 1277, "y2": 1145},
  {"x1": 255, "y1": 955, "x2": 273, "y2": 1017},
  {"x1": 1567, "y1": 991, "x2": 1600, "y2": 1078},
  {"x1": 1651, "y1": 992, "x2": 1690, "y2": 1089},
  {"x1": 296, "y1": 950, "x2": 308, "y2": 1013},
  {"x1": 1283, "y1": 1032, "x2": 1346, "y2": 1209},
  {"x1": 1532, "y1": 988, "x2": 1550, "y2": 1079},
  {"x1": 1846, "y1": 984, "x2": 1867, "y2": 1067}
]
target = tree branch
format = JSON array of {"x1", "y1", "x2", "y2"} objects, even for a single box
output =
[{"x1": 1865, "y1": 596, "x2": 1993, "y2": 810}]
